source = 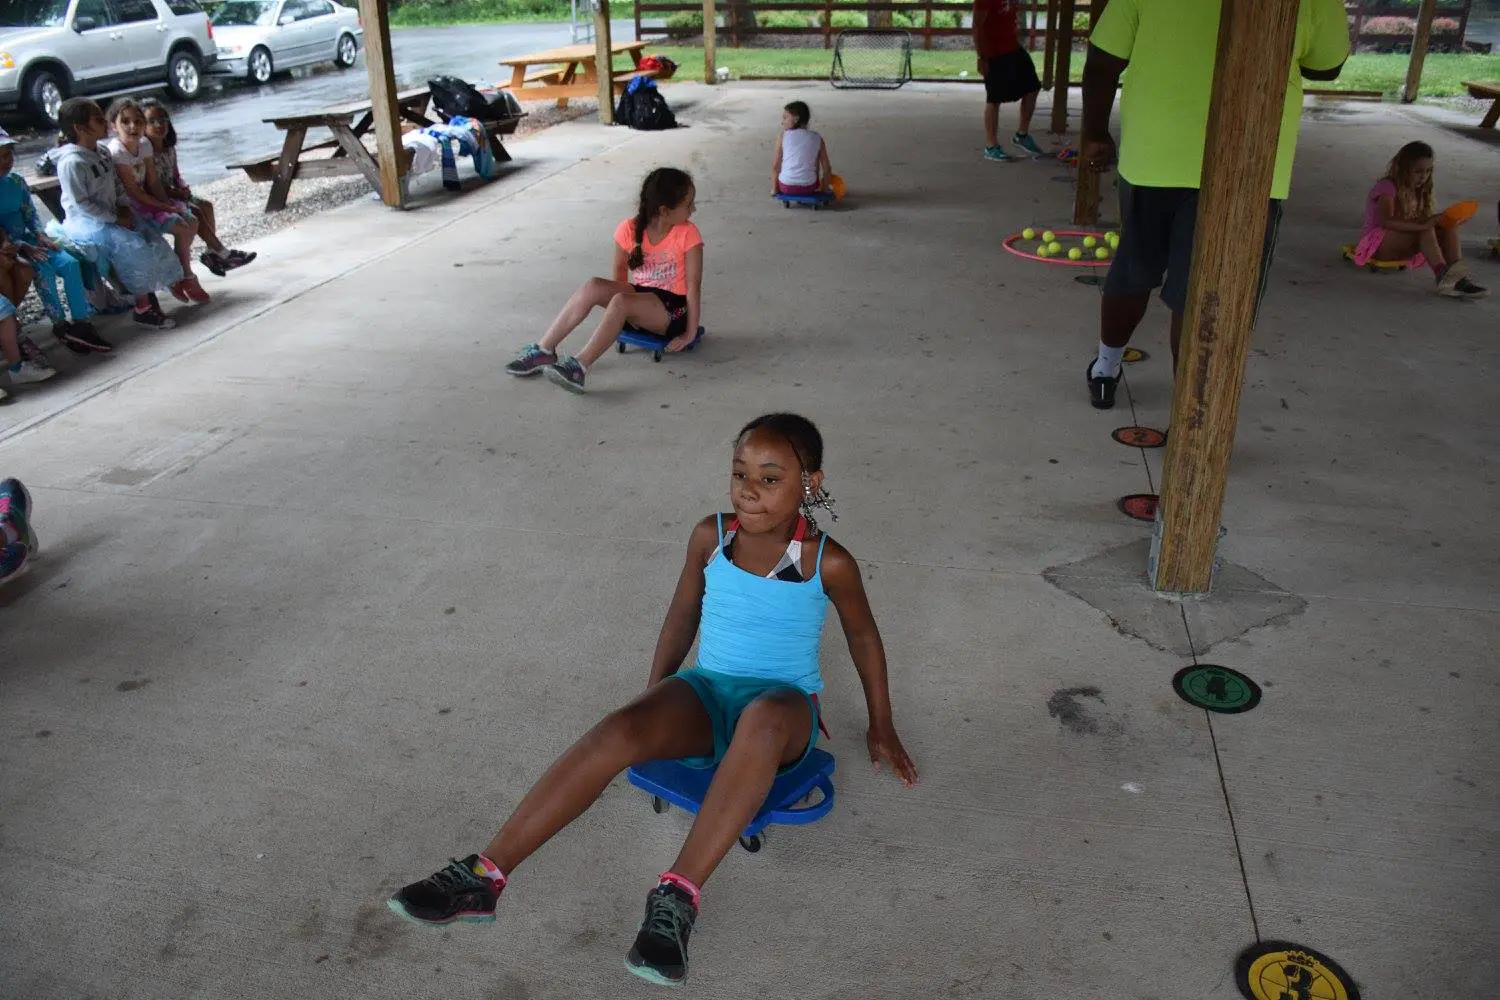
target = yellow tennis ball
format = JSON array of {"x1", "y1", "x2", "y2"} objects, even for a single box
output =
[
  {"x1": 1106, "y1": 231, "x2": 1119, "y2": 247},
  {"x1": 1022, "y1": 227, "x2": 1036, "y2": 240},
  {"x1": 1095, "y1": 247, "x2": 1110, "y2": 260},
  {"x1": 1082, "y1": 236, "x2": 1097, "y2": 249},
  {"x1": 1036, "y1": 245, "x2": 1050, "y2": 257},
  {"x1": 1040, "y1": 230, "x2": 1055, "y2": 243},
  {"x1": 1047, "y1": 241, "x2": 1062, "y2": 254},
  {"x1": 1068, "y1": 248, "x2": 1083, "y2": 260}
]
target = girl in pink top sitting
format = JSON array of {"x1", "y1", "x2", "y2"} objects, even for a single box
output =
[
  {"x1": 504, "y1": 167, "x2": 702, "y2": 394},
  {"x1": 1354, "y1": 141, "x2": 1486, "y2": 299}
]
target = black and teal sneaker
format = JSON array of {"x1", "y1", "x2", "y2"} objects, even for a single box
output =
[
  {"x1": 387, "y1": 855, "x2": 500, "y2": 926},
  {"x1": 0, "y1": 478, "x2": 37, "y2": 553},
  {"x1": 625, "y1": 882, "x2": 698, "y2": 987},
  {"x1": 544, "y1": 356, "x2": 588, "y2": 394}
]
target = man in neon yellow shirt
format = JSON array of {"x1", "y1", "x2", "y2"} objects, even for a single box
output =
[{"x1": 1079, "y1": 0, "x2": 1349, "y2": 410}]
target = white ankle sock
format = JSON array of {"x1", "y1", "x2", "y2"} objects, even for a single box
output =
[{"x1": 1093, "y1": 344, "x2": 1125, "y2": 379}]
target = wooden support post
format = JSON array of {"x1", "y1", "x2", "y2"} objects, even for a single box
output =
[
  {"x1": 1048, "y1": 0, "x2": 1075, "y2": 134},
  {"x1": 593, "y1": 0, "x2": 614, "y2": 123},
  {"x1": 1089, "y1": 0, "x2": 1106, "y2": 29},
  {"x1": 358, "y1": 0, "x2": 405, "y2": 208},
  {"x1": 1402, "y1": 0, "x2": 1437, "y2": 104},
  {"x1": 704, "y1": 0, "x2": 718, "y2": 82},
  {"x1": 1041, "y1": 0, "x2": 1058, "y2": 89},
  {"x1": 1152, "y1": 0, "x2": 1300, "y2": 596},
  {"x1": 1073, "y1": 154, "x2": 1100, "y2": 224}
]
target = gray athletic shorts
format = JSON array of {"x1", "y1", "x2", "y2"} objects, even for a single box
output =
[{"x1": 1102, "y1": 178, "x2": 1284, "y2": 315}]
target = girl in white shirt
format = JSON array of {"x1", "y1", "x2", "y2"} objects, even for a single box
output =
[{"x1": 772, "y1": 101, "x2": 832, "y2": 197}]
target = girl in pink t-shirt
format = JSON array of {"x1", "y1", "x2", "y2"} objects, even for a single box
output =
[
  {"x1": 1353, "y1": 141, "x2": 1486, "y2": 299},
  {"x1": 505, "y1": 167, "x2": 703, "y2": 393}
]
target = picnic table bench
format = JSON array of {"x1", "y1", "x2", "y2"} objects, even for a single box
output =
[
  {"x1": 498, "y1": 41, "x2": 657, "y2": 109},
  {"x1": 1463, "y1": 80, "x2": 1500, "y2": 129},
  {"x1": 30, "y1": 175, "x2": 64, "y2": 222},
  {"x1": 228, "y1": 86, "x2": 524, "y2": 212}
]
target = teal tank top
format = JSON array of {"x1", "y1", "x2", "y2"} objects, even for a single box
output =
[{"x1": 695, "y1": 513, "x2": 831, "y2": 693}]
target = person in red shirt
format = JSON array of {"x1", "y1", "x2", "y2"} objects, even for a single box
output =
[{"x1": 973, "y1": 0, "x2": 1043, "y2": 161}]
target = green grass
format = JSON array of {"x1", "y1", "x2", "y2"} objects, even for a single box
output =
[
  {"x1": 389, "y1": 0, "x2": 571, "y2": 27},
  {"x1": 643, "y1": 46, "x2": 1500, "y2": 98}
]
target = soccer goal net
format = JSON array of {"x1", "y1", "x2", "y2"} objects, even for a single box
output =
[{"x1": 830, "y1": 29, "x2": 915, "y2": 90}]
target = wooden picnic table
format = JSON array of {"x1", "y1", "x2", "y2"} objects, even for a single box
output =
[
  {"x1": 498, "y1": 40, "x2": 656, "y2": 108},
  {"x1": 230, "y1": 86, "x2": 525, "y2": 213},
  {"x1": 1463, "y1": 80, "x2": 1500, "y2": 129}
]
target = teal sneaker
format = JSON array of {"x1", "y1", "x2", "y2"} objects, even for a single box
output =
[
  {"x1": 544, "y1": 356, "x2": 588, "y2": 394},
  {"x1": 0, "y1": 478, "x2": 37, "y2": 553},
  {"x1": 983, "y1": 145, "x2": 1011, "y2": 162},
  {"x1": 1014, "y1": 132, "x2": 1045, "y2": 157},
  {"x1": 625, "y1": 882, "x2": 698, "y2": 987},
  {"x1": 504, "y1": 343, "x2": 557, "y2": 377},
  {"x1": 1, "y1": 542, "x2": 27, "y2": 584}
]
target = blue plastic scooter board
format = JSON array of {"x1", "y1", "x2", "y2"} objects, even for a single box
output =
[
  {"x1": 627, "y1": 748, "x2": 836, "y2": 853},
  {"x1": 775, "y1": 191, "x2": 834, "y2": 210},
  {"x1": 616, "y1": 324, "x2": 705, "y2": 363}
]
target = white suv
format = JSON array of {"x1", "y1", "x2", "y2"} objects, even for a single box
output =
[{"x1": 0, "y1": 0, "x2": 217, "y2": 126}]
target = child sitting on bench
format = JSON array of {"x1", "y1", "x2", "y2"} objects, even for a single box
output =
[
  {"x1": 772, "y1": 101, "x2": 833, "y2": 197},
  {"x1": 504, "y1": 167, "x2": 703, "y2": 394},
  {"x1": 388, "y1": 413, "x2": 918, "y2": 988}
]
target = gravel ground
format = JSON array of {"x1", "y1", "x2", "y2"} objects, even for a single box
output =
[{"x1": 14, "y1": 98, "x2": 594, "y2": 330}]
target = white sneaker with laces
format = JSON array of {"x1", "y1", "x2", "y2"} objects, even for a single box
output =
[{"x1": 7, "y1": 360, "x2": 57, "y2": 384}]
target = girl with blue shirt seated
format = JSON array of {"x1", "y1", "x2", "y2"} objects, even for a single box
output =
[{"x1": 389, "y1": 413, "x2": 918, "y2": 987}]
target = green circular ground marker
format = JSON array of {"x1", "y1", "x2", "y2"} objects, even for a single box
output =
[
  {"x1": 1235, "y1": 941, "x2": 1359, "y2": 1000},
  {"x1": 1172, "y1": 664, "x2": 1261, "y2": 714}
]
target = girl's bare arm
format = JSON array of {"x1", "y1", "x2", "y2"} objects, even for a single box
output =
[
  {"x1": 1377, "y1": 193, "x2": 1435, "y2": 232},
  {"x1": 818, "y1": 139, "x2": 832, "y2": 189},
  {"x1": 772, "y1": 132, "x2": 784, "y2": 194},
  {"x1": 612, "y1": 243, "x2": 629, "y2": 283},
  {"x1": 676, "y1": 244, "x2": 703, "y2": 346},
  {"x1": 114, "y1": 162, "x2": 172, "y2": 212},
  {"x1": 821, "y1": 540, "x2": 918, "y2": 785},
  {"x1": 647, "y1": 516, "x2": 716, "y2": 686}
]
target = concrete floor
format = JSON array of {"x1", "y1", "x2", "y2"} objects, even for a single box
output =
[{"x1": 1, "y1": 82, "x2": 1496, "y2": 999}]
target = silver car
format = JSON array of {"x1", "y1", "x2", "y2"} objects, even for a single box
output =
[
  {"x1": 0, "y1": 0, "x2": 217, "y2": 125},
  {"x1": 210, "y1": 0, "x2": 360, "y2": 85}
]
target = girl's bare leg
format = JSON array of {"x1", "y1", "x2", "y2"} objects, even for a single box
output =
[
  {"x1": 1374, "y1": 230, "x2": 1423, "y2": 262},
  {"x1": 0, "y1": 315, "x2": 21, "y2": 365},
  {"x1": 195, "y1": 201, "x2": 226, "y2": 254},
  {"x1": 538, "y1": 278, "x2": 634, "y2": 352},
  {"x1": 575, "y1": 292, "x2": 672, "y2": 366},
  {"x1": 1435, "y1": 223, "x2": 1462, "y2": 265},
  {"x1": 172, "y1": 219, "x2": 198, "y2": 276},
  {"x1": 668, "y1": 692, "x2": 812, "y2": 886},
  {"x1": 483, "y1": 678, "x2": 714, "y2": 874}
]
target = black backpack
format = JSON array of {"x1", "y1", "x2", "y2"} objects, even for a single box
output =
[
  {"x1": 427, "y1": 76, "x2": 521, "y2": 122},
  {"x1": 615, "y1": 78, "x2": 677, "y2": 131}
]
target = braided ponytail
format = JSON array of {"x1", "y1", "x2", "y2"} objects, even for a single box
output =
[{"x1": 627, "y1": 167, "x2": 695, "y2": 272}]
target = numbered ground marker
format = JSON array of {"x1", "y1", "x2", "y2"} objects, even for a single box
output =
[
  {"x1": 1172, "y1": 664, "x2": 1261, "y2": 714},
  {"x1": 1112, "y1": 426, "x2": 1167, "y2": 449},
  {"x1": 1122, "y1": 347, "x2": 1148, "y2": 363},
  {"x1": 1235, "y1": 942, "x2": 1360, "y2": 1000},
  {"x1": 1117, "y1": 493, "x2": 1158, "y2": 522}
]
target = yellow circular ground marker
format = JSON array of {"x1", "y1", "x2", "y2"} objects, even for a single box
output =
[{"x1": 1235, "y1": 942, "x2": 1359, "y2": 1000}]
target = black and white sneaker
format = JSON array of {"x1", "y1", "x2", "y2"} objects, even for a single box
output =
[
  {"x1": 1087, "y1": 359, "x2": 1121, "y2": 409},
  {"x1": 625, "y1": 882, "x2": 698, "y2": 987},
  {"x1": 133, "y1": 303, "x2": 176, "y2": 330},
  {"x1": 58, "y1": 322, "x2": 113, "y2": 354},
  {"x1": 387, "y1": 855, "x2": 501, "y2": 926}
]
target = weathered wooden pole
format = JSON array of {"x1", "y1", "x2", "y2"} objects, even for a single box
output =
[
  {"x1": 357, "y1": 0, "x2": 405, "y2": 208},
  {"x1": 593, "y1": 0, "x2": 615, "y2": 123},
  {"x1": 1402, "y1": 0, "x2": 1438, "y2": 104},
  {"x1": 703, "y1": 0, "x2": 718, "y2": 82},
  {"x1": 1048, "y1": 0, "x2": 1075, "y2": 134},
  {"x1": 1041, "y1": 0, "x2": 1058, "y2": 90},
  {"x1": 1071, "y1": 0, "x2": 1106, "y2": 222},
  {"x1": 1152, "y1": 0, "x2": 1301, "y2": 595}
]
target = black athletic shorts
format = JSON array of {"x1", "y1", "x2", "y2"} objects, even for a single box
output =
[
  {"x1": 634, "y1": 284, "x2": 690, "y2": 340},
  {"x1": 1102, "y1": 178, "x2": 1284, "y2": 315},
  {"x1": 983, "y1": 49, "x2": 1041, "y2": 105}
]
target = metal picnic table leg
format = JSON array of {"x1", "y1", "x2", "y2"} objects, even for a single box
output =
[
  {"x1": 266, "y1": 125, "x2": 308, "y2": 212},
  {"x1": 328, "y1": 120, "x2": 384, "y2": 192}
]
